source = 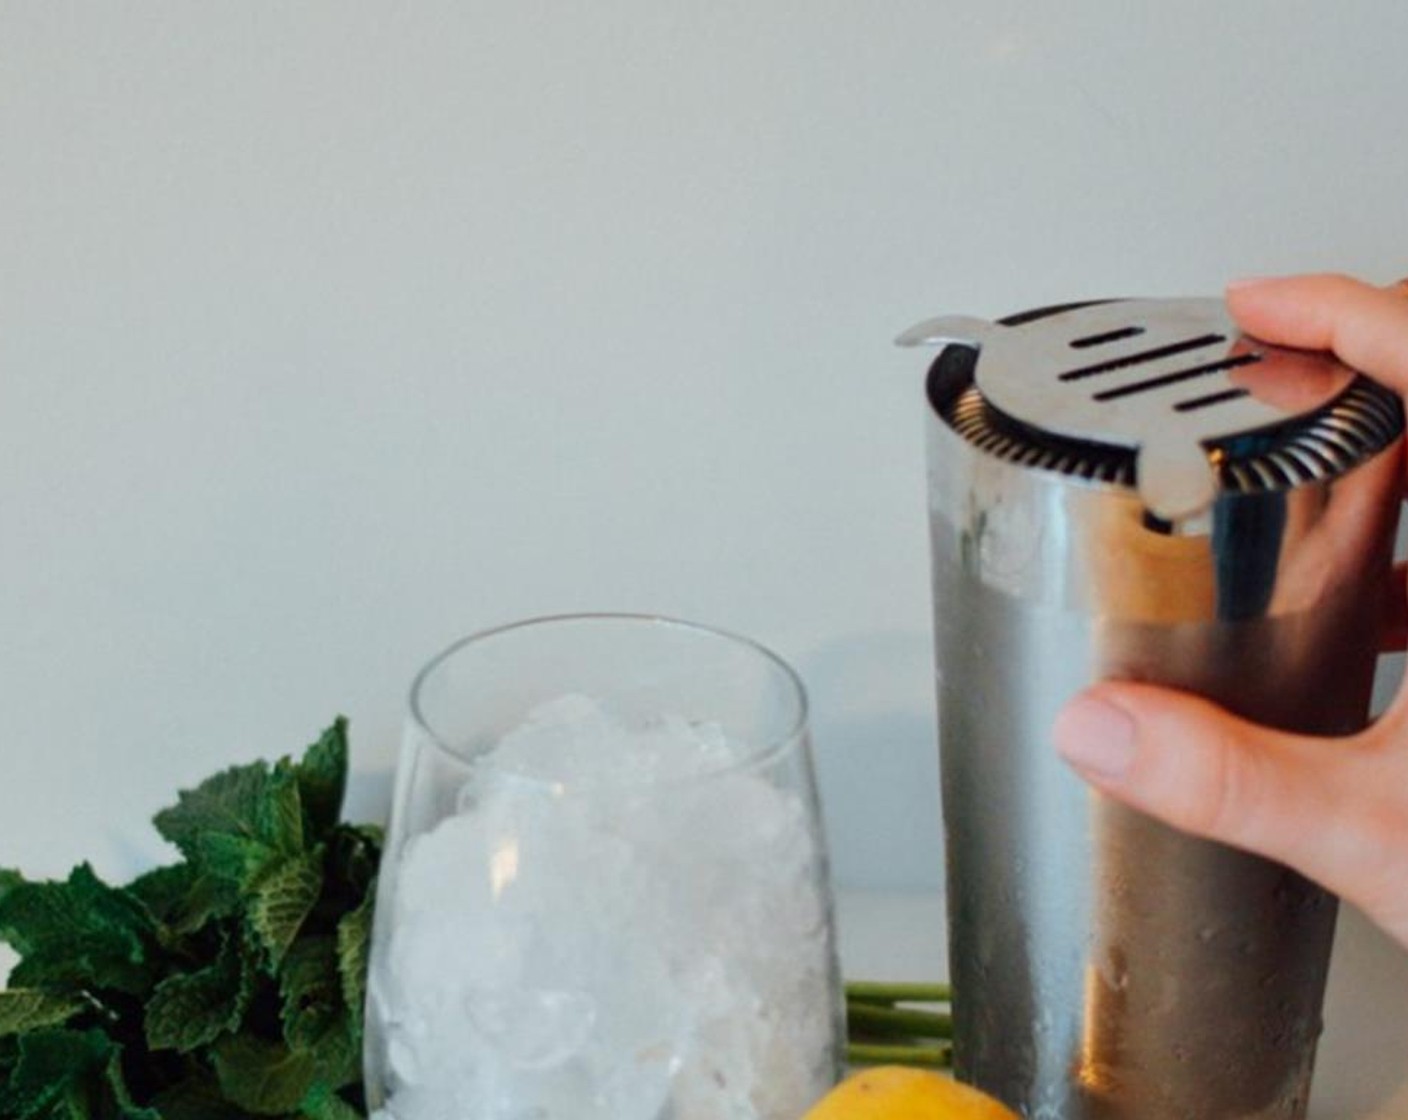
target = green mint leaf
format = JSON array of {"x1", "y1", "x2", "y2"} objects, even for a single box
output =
[
  {"x1": 0, "y1": 1027, "x2": 114, "y2": 1117},
  {"x1": 197, "y1": 831, "x2": 279, "y2": 894},
  {"x1": 124, "y1": 863, "x2": 197, "y2": 927},
  {"x1": 325, "y1": 825, "x2": 381, "y2": 905},
  {"x1": 296, "y1": 720, "x2": 349, "y2": 842},
  {"x1": 0, "y1": 990, "x2": 87, "y2": 1037},
  {"x1": 51, "y1": 1099, "x2": 93, "y2": 1119},
  {"x1": 211, "y1": 1034, "x2": 318, "y2": 1115},
  {"x1": 104, "y1": 1049, "x2": 164, "y2": 1120},
  {"x1": 0, "y1": 1021, "x2": 156, "y2": 1119},
  {"x1": 155, "y1": 750, "x2": 315, "y2": 923},
  {"x1": 149, "y1": 1073, "x2": 261, "y2": 1120},
  {"x1": 279, "y1": 937, "x2": 339, "y2": 1050},
  {"x1": 259, "y1": 762, "x2": 307, "y2": 858},
  {"x1": 305, "y1": 1012, "x2": 359, "y2": 1091},
  {"x1": 0, "y1": 865, "x2": 155, "y2": 995},
  {"x1": 169, "y1": 870, "x2": 244, "y2": 935},
  {"x1": 334, "y1": 887, "x2": 374, "y2": 1037},
  {"x1": 144, "y1": 932, "x2": 249, "y2": 1053},
  {"x1": 154, "y1": 761, "x2": 272, "y2": 859},
  {"x1": 141, "y1": 834, "x2": 264, "y2": 941},
  {"x1": 248, "y1": 854, "x2": 323, "y2": 968},
  {"x1": 299, "y1": 1083, "x2": 364, "y2": 1120},
  {"x1": 281, "y1": 937, "x2": 359, "y2": 1090},
  {"x1": 128, "y1": 861, "x2": 237, "y2": 942}
]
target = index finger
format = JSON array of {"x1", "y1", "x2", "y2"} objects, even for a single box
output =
[{"x1": 1225, "y1": 274, "x2": 1408, "y2": 396}]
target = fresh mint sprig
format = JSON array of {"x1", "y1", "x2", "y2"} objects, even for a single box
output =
[{"x1": 0, "y1": 719, "x2": 380, "y2": 1119}]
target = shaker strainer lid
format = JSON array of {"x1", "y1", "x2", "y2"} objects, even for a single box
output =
[{"x1": 901, "y1": 298, "x2": 1402, "y2": 521}]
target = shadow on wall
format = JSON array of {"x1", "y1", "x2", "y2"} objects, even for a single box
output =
[
  {"x1": 1314, "y1": 904, "x2": 1408, "y2": 1116},
  {"x1": 345, "y1": 765, "x2": 396, "y2": 834},
  {"x1": 798, "y1": 629, "x2": 944, "y2": 892}
]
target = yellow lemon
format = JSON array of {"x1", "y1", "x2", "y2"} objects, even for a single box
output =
[{"x1": 803, "y1": 1066, "x2": 1020, "y2": 1120}]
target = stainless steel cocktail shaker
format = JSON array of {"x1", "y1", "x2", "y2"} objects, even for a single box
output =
[{"x1": 906, "y1": 298, "x2": 1404, "y2": 1119}]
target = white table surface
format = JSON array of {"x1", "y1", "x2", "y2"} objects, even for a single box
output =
[{"x1": 835, "y1": 890, "x2": 1408, "y2": 1120}]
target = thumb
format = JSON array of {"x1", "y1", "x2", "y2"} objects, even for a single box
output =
[{"x1": 1053, "y1": 683, "x2": 1408, "y2": 947}]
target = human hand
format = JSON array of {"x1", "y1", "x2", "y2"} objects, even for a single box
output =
[{"x1": 1053, "y1": 273, "x2": 1408, "y2": 950}]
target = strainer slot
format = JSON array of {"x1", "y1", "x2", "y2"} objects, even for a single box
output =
[
  {"x1": 1093, "y1": 353, "x2": 1264, "y2": 403},
  {"x1": 1059, "y1": 333, "x2": 1226, "y2": 382},
  {"x1": 1175, "y1": 388, "x2": 1251, "y2": 413},
  {"x1": 1070, "y1": 325, "x2": 1146, "y2": 349}
]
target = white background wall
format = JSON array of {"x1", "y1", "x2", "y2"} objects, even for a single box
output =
[{"x1": 2, "y1": 3, "x2": 1407, "y2": 1112}]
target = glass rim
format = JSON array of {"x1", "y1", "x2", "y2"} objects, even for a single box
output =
[{"x1": 406, "y1": 611, "x2": 811, "y2": 788}]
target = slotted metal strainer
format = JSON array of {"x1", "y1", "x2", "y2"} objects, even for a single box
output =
[{"x1": 903, "y1": 298, "x2": 1400, "y2": 522}]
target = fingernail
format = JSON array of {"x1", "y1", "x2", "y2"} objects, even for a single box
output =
[{"x1": 1054, "y1": 696, "x2": 1138, "y2": 780}]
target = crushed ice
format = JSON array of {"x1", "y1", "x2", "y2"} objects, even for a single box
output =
[{"x1": 367, "y1": 694, "x2": 837, "y2": 1120}]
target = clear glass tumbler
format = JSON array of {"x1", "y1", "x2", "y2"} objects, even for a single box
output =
[{"x1": 364, "y1": 613, "x2": 842, "y2": 1120}]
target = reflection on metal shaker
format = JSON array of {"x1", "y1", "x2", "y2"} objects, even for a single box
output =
[{"x1": 907, "y1": 298, "x2": 1404, "y2": 1118}]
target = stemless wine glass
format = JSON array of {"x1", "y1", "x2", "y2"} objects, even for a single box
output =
[{"x1": 364, "y1": 613, "x2": 843, "y2": 1120}]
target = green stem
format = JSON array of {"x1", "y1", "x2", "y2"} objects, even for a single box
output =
[
  {"x1": 844, "y1": 980, "x2": 953, "y2": 1005},
  {"x1": 846, "y1": 1001, "x2": 953, "y2": 1039},
  {"x1": 846, "y1": 1041, "x2": 952, "y2": 1069}
]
